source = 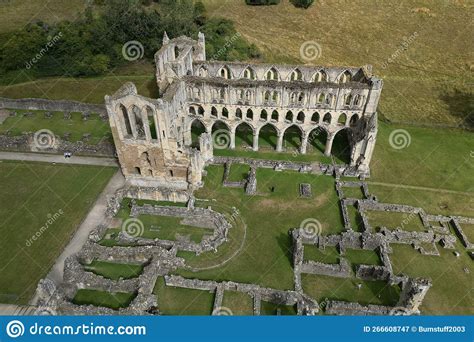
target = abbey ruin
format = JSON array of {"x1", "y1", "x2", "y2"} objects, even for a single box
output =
[{"x1": 105, "y1": 32, "x2": 382, "y2": 192}]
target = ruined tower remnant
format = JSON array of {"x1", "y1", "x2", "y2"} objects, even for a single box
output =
[{"x1": 105, "y1": 32, "x2": 383, "y2": 191}]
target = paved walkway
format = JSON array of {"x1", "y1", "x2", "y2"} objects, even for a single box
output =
[
  {"x1": 0, "y1": 151, "x2": 118, "y2": 167},
  {"x1": 0, "y1": 304, "x2": 36, "y2": 315},
  {"x1": 29, "y1": 170, "x2": 125, "y2": 305}
]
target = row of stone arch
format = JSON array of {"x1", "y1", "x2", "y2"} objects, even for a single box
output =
[
  {"x1": 117, "y1": 104, "x2": 161, "y2": 141},
  {"x1": 189, "y1": 105, "x2": 360, "y2": 127},
  {"x1": 190, "y1": 118, "x2": 352, "y2": 162},
  {"x1": 199, "y1": 65, "x2": 354, "y2": 84}
]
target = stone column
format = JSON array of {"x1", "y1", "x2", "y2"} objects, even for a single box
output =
[
  {"x1": 252, "y1": 131, "x2": 259, "y2": 151},
  {"x1": 230, "y1": 129, "x2": 236, "y2": 149},
  {"x1": 324, "y1": 133, "x2": 335, "y2": 156},
  {"x1": 300, "y1": 132, "x2": 309, "y2": 154},
  {"x1": 276, "y1": 131, "x2": 284, "y2": 152}
]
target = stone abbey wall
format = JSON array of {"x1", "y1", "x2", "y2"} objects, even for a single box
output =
[{"x1": 105, "y1": 32, "x2": 382, "y2": 191}]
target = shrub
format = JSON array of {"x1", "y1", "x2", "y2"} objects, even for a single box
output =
[
  {"x1": 245, "y1": 0, "x2": 280, "y2": 6},
  {"x1": 290, "y1": 0, "x2": 314, "y2": 9}
]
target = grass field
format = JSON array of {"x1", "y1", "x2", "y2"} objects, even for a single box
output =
[
  {"x1": 389, "y1": 241, "x2": 472, "y2": 315},
  {"x1": 0, "y1": 109, "x2": 112, "y2": 144},
  {"x1": 221, "y1": 291, "x2": 254, "y2": 315},
  {"x1": 154, "y1": 277, "x2": 215, "y2": 315},
  {"x1": 0, "y1": 160, "x2": 116, "y2": 304},
  {"x1": 83, "y1": 260, "x2": 144, "y2": 280},
  {"x1": 302, "y1": 274, "x2": 401, "y2": 307},
  {"x1": 72, "y1": 289, "x2": 136, "y2": 310}
]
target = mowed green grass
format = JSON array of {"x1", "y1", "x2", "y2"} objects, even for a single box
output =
[
  {"x1": 154, "y1": 277, "x2": 214, "y2": 316},
  {"x1": 389, "y1": 241, "x2": 473, "y2": 315},
  {"x1": 83, "y1": 260, "x2": 144, "y2": 280},
  {"x1": 0, "y1": 109, "x2": 112, "y2": 145},
  {"x1": 72, "y1": 289, "x2": 136, "y2": 310},
  {"x1": 202, "y1": 0, "x2": 473, "y2": 127},
  {"x1": 371, "y1": 122, "x2": 474, "y2": 193},
  {"x1": 0, "y1": 160, "x2": 116, "y2": 304},
  {"x1": 221, "y1": 291, "x2": 254, "y2": 315}
]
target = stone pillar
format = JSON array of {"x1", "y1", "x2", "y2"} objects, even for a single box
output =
[
  {"x1": 300, "y1": 133, "x2": 309, "y2": 154},
  {"x1": 230, "y1": 129, "x2": 236, "y2": 149},
  {"x1": 252, "y1": 131, "x2": 259, "y2": 151},
  {"x1": 276, "y1": 131, "x2": 284, "y2": 152},
  {"x1": 324, "y1": 133, "x2": 335, "y2": 156}
]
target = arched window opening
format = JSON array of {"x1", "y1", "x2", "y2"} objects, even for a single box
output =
[
  {"x1": 271, "y1": 110, "x2": 279, "y2": 122},
  {"x1": 311, "y1": 112, "x2": 320, "y2": 124},
  {"x1": 260, "y1": 109, "x2": 268, "y2": 121},
  {"x1": 290, "y1": 68, "x2": 303, "y2": 81},
  {"x1": 296, "y1": 112, "x2": 305, "y2": 124},
  {"x1": 285, "y1": 111, "x2": 293, "y2": 123},
  {"x1": 323, "y1": 113, "x2": 332, "y2": 124}
]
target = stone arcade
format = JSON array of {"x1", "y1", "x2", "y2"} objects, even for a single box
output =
[{"x1": 105, "y1": 32, "x2": 382, "y2": 193}]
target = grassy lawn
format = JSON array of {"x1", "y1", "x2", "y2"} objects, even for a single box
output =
[
  {"x1": 221, "y1": 291, "x2": 254, "y2": 316},
  {"x1": 260, "y1": 301, "x2": 297, "y2": 316},
  {"x1": 83, "y1": 260, "x2": 144, "y2": 280},
  {"x1": 346, "y1": 204, "x2": 364, "y2": 232},
  {"x1": 154, "y1": 277, "x2": 214, "y2": 316},
  {"x1": 344, "y1": 249, "x2": 381, "y2": 268},
  {"x1": 176, "y1": 165, "x2": 343, "y2": 290},
  {"x1": 0, "y1": 160, "x2": 116, "y2": 304},
  {"x1": 460, "y1": 223, "x2": 474, "y2": 244},
  {"x1": 371, "y1": 122, "x2": 474, "y2": 193},
  {"x1": 389, "y1": 242, "x2": 473, "y2": 315},
  {"x1": 303, "y1": 245, "x2": 340, "y2": 264},
  {"x1": 302, "y1": 274, "x2": 401, "y2": 307},
  {"x1": 0, "y1": 109, "x2": 112, "y2": 145},
  {"x1": 0, "y1": 75, "x2": 156, "y2": 104},
  {"x1": 341, "y1": 186, "x2": 365, "y2": 200},
  {"x1": 72, "y1": 289, "x2": 136, "y2": 310},
  {"x1": 369, "y1": 184, "x2": 474, "y2": 218},
  {"x1": 228, "y1": 163, "x2": 250, "y2": 182},
  {"x1": 366, "y1": 210, "x2": 426, "y2": 232}
]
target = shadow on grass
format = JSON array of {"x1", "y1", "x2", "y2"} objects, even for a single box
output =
[
  {"x1": 276, "y1": 232, "x2": 293, "y2": 266},
  {"x1": 439, "y1": 88, "x2": 474, "y2": 129}
]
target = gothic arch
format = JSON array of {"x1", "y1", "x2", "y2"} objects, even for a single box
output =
[
  {"x1": 243, "y1": 66, "x2": 256, "y2": 80},
  {"x1": 338, "y1": 70, "x2": 352, "y2": 83},
  {"x1": 234, "y1": 121, "x2": 254, "y2": 148},
  {"x1": 323, "y1": 112, "x2": 332, "y2": 124},
  {"x1": 257, "y1": 123, "x2": 279, "y2": 150},
  {"x1": 118, "y1": 104, "x2": 132, "y2": 137},
  {"x1": 218, "y1": 65, "x2": 232, "y2": 79},
  {"x1": 265, "y1": 67, "x2": 280, "y2": 81},
  {"x1": 331, "y1": 127, "x2": 352, "y2": 164},
  {"x1": 289, "y1": 68, "x2": 303, "y2": 81},
  {"x1": 311, "y1": 112, "x2": 320, "y2": 124},
  {"x1": 338, "y1": 113, "x2": 348, "y2": 125},
  {"x1": 282, "y1": 124, "x2": 303, "y2": 151}
]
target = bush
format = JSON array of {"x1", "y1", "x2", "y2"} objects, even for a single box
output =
[
  {"x1": 290, "y1": 0, "x2": 314, "y2": 9},
  {"x1": 245, "y1": 0, "x2": 280, "y2": 6}
]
